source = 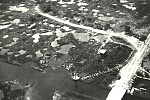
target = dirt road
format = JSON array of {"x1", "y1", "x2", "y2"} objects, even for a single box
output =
[{"x1": 106, "y1": 34, "x2": 150, "y2": 100}]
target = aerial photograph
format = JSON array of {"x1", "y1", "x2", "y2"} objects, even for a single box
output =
[{"x1": 0, "y1": 0, "x2": 150, "y2": 100}]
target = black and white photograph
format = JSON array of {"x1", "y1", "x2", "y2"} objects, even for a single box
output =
[{"x1": 0, "y1": 0, "x2": 150, "y2": 100}]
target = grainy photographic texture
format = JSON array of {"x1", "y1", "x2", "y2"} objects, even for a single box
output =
[{"x1": 0, "y1": 0, "x2": 150, "y2": 100}]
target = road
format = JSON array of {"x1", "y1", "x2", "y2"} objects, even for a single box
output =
[
  {"x1": 34, "y1": 5, "x2": 140, "y2": 50},
  {"x1": 34, "y1": 5, "x2": 150, "y2": 100},
  {"x1": 106, "y1": 34, "x2": 150, "y2": 100}
]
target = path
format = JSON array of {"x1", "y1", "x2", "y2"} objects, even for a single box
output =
[
  {"x1": 34, "y1": 5, "x2": 149, "y2": 100},
  {"x1": 34, "y1": 5, "x2": 141, "y2": 50}
]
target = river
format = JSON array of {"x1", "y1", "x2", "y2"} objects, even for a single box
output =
[
  {"x1": 0, "y1": 0, "x2": 150, "y2": 100},
  {"x1": 0, "y1": 61, "x2": 149, "y2": 100},
  {"x1": 0, "y1": 61, "x2": 110, "y2": 100}
]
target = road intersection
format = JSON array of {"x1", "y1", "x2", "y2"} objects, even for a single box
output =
[
  {"x1": 106, "y1": 34, "x2": 150, "y2": 100},
  {"x1": 35, "y1": 5, "x2": 150, "y2": 100}
]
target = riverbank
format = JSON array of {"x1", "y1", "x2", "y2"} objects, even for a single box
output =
[
  {"x1": 0, "y1": 61, "x2": 149, "y2": 100},
  {"x1": 0, "y1": 61, "x2": 110, "y2": 100}
]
